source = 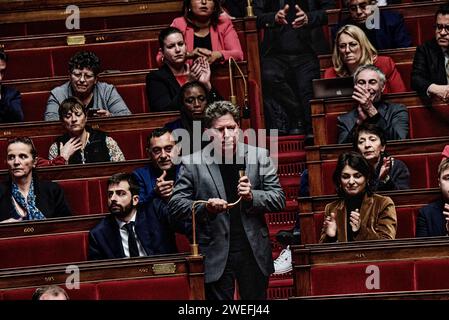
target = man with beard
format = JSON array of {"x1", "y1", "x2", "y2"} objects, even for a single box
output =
[
  {"x1": 337, "y1": 64, "x2": 409, "y2": 144},
  {"x1": 88, "y1": 173, "x2": 177, "y2": 260},
  {"x1": 411, "y1": 3, "x2": 449, "y2": 101}
]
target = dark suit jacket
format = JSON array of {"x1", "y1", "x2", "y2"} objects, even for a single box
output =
[
  {"x1": 146, "y1": 64, "x2": 181, "y2": 112},
  {"x1": 168, "y1": 143, "x2": 285, "y2": 283},
  {"x1": 337, "y1": 101, "x2": 409, "y2": 144},
  {"x1": 416, "y1": 199, "x2": 448, "y2": 237},
  {"x1": 332, "y1": 11, "x2": 412, "y2": 50},
  {"x1": 0, "y1": 179, "x2": 71, "y2": 222},
  {"x1": 411, "y1": 38, "x2": 447, "y2": 98},
  {"x1": 0, "y1": 85, "x2": 24, "y2": 123},
  {"x1": 88, "y1": 198, "x2": 178, "y2": 260}
]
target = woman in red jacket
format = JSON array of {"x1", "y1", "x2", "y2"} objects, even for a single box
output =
[{"x1": 324, "y1": 24, "x2": 407, "y2": 94}]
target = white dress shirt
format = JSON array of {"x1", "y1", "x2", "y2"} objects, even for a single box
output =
[{"x1": 115, "y1": 213, "x2": 147, "y2": 258}]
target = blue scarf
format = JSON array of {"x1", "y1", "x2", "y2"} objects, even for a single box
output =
[{"x1": 11, "y1": 179, "x2": 45, "y2": 221}]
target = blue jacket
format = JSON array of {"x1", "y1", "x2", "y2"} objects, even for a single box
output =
[
  {"x1": 332, "y1": 11, "x2": 412, "y2": 50},
  {"x1": 416, "y1": 199, "x2": 448, "y2": 238},
  {"x1": 88, "y1": 198, "x2": 178, "y2": 260},
  {"x1": 132, "y1": 164, "x2": 180, "y2": 205},
  {"x1": 0, "y1": 85, "x2": 23, "y2": 123}
]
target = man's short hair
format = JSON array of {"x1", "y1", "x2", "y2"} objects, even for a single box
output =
[
  {"x1": 438, "y1": 158, "x2": 449, "y2": 179},
  {"x1": 108, "y1": 172, "x2": 140, "y2": 197},
  {"x1": 203, "y1": 101, "x2": 240, "y2": 128},
  {"x1": 32, "y1": 285, "x2": 69, "y2": 300},
  {"x1": 68, "y1": 51, "x2": 101, "y2": 76},
  {"x1": 58, "y1": 96, "x2": 87, "y2": 120},
  {"x1": 436, "y1": 3, "x2": 449, "y2": 20},
  {"x1": 0, "y1": 50, "x2": 7, "y2": 63},
  {"x1": 353, "y1": 64, "x2": 386, "y2": 88},
  {"x1": 146, "y1": 127, "x2": 173, "y2": 148},
  {"x1": 158, "y1": 26, "x2": 183, "y2": 50}
]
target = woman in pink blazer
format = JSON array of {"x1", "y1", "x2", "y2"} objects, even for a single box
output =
[
  {"x1": 324, "y1": 24, "x2": 407, "y2": 94},
  {"x1": 157, "y1": 0, "x2": 243, "y2": 65}
]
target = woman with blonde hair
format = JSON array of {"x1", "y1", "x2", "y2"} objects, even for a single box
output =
[{"x1": 324, "y1": 24, "x2": 406, "y2": 94}]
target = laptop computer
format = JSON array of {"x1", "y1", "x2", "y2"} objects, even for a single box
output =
[{"x1": 312, "y1": 76, "x2": 354, "y2": 99}]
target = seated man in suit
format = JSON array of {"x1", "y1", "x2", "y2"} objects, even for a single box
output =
[
  {"x1": 332, "y1": 0, "x2": 411, "y2": 50},
  {"x1": 132, "y1": 128, "x2": 179, "y2": 205},
  {"x1": 337, "y1": 64, "x2": 409, "y2": 144},
  {"x1": 88, "y1": 172, "x2": 178, "y2": 260},
  {"x1": 416, "y1": 158, "x2": 449, "y2": 237},
  {"x1": 411, "y1": 3, "x2": 449, "y2": 101},
  {"x1": 44, "y1": 51, "x2": 131, "y2": 121},
  {"x1": 0, "y1": 51, "x2": 24, "y2": 123},
  {"x1": 169, "y1": 101, "x2": 285, "y2": 300}
]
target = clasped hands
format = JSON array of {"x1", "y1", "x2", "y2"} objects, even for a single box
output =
[
  {"x1": 352, "y1": 84, "x2": 378, "y2": 125},
  {"x1": 206, "y1": 176, "x2": 253, "y2": 214},
  {"x1": 275, "y1": 4, "x2": 308, "y2": 29},
  {"x1": 323, "y1": 210, "x2": 361, "y2": 237}
]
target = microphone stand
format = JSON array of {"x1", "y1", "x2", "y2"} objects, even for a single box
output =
[{"x1": 228, "y1": 57, "x2": 250, "y2": 120}]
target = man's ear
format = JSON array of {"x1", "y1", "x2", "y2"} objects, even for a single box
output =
[{"x1": 132, "y1": 195, "x2": 139, "y2": 206}]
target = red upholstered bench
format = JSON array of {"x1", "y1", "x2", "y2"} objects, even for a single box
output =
[
  {"x1": 310, "y1": 261, "x2": 415, "y2": 296},
  {"x1": 96, "y1": 276, "x2": 191, "y2": 300},
  {"x1": 0, "y1": 232, "x2": 88, "y2": 269},
  {"x1": 116, "y1": 83, "x2": 147, "y2": 114},
  {"x1": 415, "y1": 258, "x2": 449, "y2": 290},
  {"x1": 57, "y1": 179, "x2": 104, "y2": 215},
  {"x1": 21, "y1": 91, "x2": 50, "y2": 122}
]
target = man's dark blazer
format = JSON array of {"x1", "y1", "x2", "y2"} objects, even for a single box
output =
[
  {"x1": 0, "y1": 179, "x2": 71, "y2": 222},
  {"x1": 416, "y1": 199, "x2": 448, "y2": 237},
  {"x1": 88, "y1": 197, "x2": 178, "y2": 260},
  {"x1": 0, "y1": 85, "x2": 24, "y2": 123},
  {"x1": 337, "y1": 101, "x2": 409, "y2": 144},
  {"x1": 411, "y1": 38, "x2": 447, "y2": 98},
  {"x1": 332, "y1": 11, "x2": 412, "y2": 50}
]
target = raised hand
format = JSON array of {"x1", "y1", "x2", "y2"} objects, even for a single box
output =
[
  {"x1": 444, "y1": 203, "x2": 449, "y2": 233},
  {"x1": 349, "y1": 209, "x2": 361, "y2": 233},
  {"x1": 237, "y1": 175, "x2": 253, "y2": 201},
  {"x1": 155, "y1": 170, "x2": 174, "y2": 201},
  {"x1": 292, "y1": 5, "x2": 308, "y2": 29},
  {"x1": 379, "y1": 156, "x2": 393, "y2": 181},
  {"x1": 190, "y1": 57, "x2": 212, "y2": 90},
  {"x1": 59, "y1": 137, "x2": 83, "y2": 161},
  {"x1": 275, "y1": 4, "x2": 289, "y2": 25},
  {"x1": 323, "y1": 212, "x2": 337, "y2": 238},
  {"x1": 352, "y1": 84, "x2": 378, "y2": 117}
]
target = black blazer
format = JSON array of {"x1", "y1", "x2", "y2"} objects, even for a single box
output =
[
  {"x1": 146, "y1": 64, "x2": 181, "y2": 112},
  {"x1": 0, "y1": 85, "x2": 24, "y2": 123},
  {"x1": 88, "y1": 197, "x2": 178, "y2": 260},
  {"x1": 416, "y1": 199, "x2": 448, "y2": 237},
  {"x1": 0, "y1": 179, "x2": 71, "y2": 222},
  {"x1": 411, "y1": 38, "x2": 447, "y2": 98}
]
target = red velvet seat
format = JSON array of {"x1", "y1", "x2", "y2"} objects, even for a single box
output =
[
  {"x1": 116, "y1": 83, "x2": 147, "y2": 114},
  {"x1": 97, "y1": 277, "x2": 191, "y2": 300},
  {"x1": 310, "y1": 261, "x2": 415, "y2": 295},
  {"x1": 396, "y1": 63, "x2": 412, "y2": 92},
  {"x1": 0, "y1": 232, "x2": 88, "y2": 269},
  {"x1": 58, "y1": 180, "x2": 90, "y2": 215},
  {"x1": 409, "y1": 104, "x2": 449, "y2": 139},
  {"x1": 21, "y1": 91, "x2": 51, "y2": 122},
  {"x1": 5, "y1": 49, "x2": 52, "y2": 80},
  {"x1": 108, "y1": 130, "x2": 143, "y2": 160}
]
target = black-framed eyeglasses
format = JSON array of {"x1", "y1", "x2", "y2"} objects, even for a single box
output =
[{"x1": 435, "y1": 24, "x2": 449, "y2": 33}]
